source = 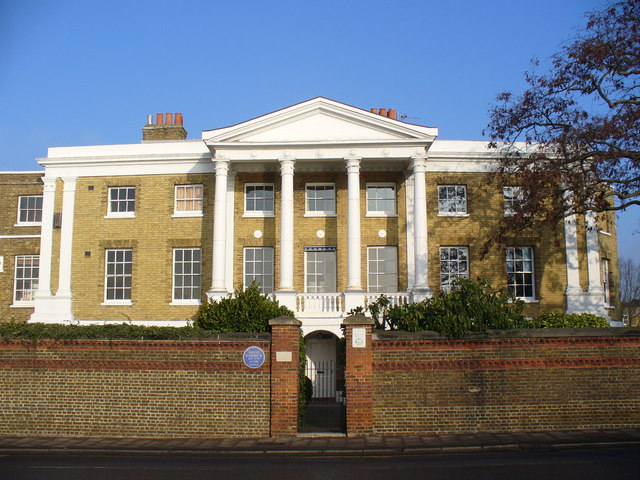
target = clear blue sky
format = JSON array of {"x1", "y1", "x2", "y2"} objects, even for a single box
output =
[{"x1": 1, "y1": 0, "x2": 637, "y2": 262}]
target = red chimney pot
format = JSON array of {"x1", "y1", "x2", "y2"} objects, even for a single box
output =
[
  {"x1": 165, "y1": 113, "x2": 173, "y2": 125},
  {"x1": 379, "y1": 108, "x2": 387, "y2": 117},
  {"x1": 388, "y1": 108, "x2": 397, "y2": 120},
  {"x1": 156, "y1": 113, "x2": 164, "y2": 125},
  {"x1": 175, "y1": 113, "x2": 183, "y2": 125},
  {"x1": 371, "y1": 108, "x2": 379, "y2": 114}
]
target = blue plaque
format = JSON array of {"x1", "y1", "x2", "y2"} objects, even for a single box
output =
[{"x1": 243, "y1": 346, "x2": 265, "y2": 369}]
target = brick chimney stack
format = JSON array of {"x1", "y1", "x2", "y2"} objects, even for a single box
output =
[
  {"x1": 142, "y1": 113, "x2": 187, "y2": 141},
  {"x1": 370, "y1": 107, "x2": 397, "y2": 120}
]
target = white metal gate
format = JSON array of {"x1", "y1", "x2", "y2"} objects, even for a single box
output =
[{"x1": 305, "y1": 360, "x2": 336, "y2": 398}]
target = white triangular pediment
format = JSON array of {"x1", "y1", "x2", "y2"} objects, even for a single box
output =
[{"x1": 202, "y1": 98, "x2": 437, "y2": 144}]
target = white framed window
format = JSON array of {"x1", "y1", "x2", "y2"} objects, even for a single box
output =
[
  {"x1": 104, "y1": 249, "x2": 132, "y2": 303},
  {"x1": 13, "y1": 255, "x2": 39, "y2": 304},
  {"x1": 244, "y1": 247, "x2": 274, "y2": 293},
  {"x1": 107, "y1": 187, "x2": 136, "y2": 218},
  {"x1": 244, "y1": 184, "x2": 275, "y2": 216},
  {"x1": 305, "y1": 183, "x2": 336, "y2": 216},
  {"x1": 438, "y1": 185, "x2": 467, "y2": 216},
  {"x1": 506, "y1": 246, "x2": 535, "y2": 300},
  {"x1": 172, "y1": 248, "x2": 201, "y2": 304},
  {"x1": 602, "y1": 258, "x2": 612, "y2": 307},
  {"x1": 17, "y1": 195, "x2": 43, "y2": 225},
  {"x1": 174, "y1": 185, "x2": 203, "y2": 216},
  {"x1": 367, "y1": 246, "x2": 398, "y2": 292},
  {"x1": 439, "y1": 246, "x2": 469, "y2": 291},
  {"x1": 305, "y1": 247, "x2": 336, "y2": 292},
  {"x1": 366, "y1": 183, "x2": 396, "y2": 216},
  {"x1": 503, "y1": 186, "x2": 525, "y2": 216}
]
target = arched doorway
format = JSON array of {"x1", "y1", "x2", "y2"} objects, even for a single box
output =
[{"x1": 301, "y1": 330, "x2": 345, "y2": 434}]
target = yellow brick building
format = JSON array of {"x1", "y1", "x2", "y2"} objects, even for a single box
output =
[{"x1": 0, "y1": 98, "x2": 621, "y2": 332}]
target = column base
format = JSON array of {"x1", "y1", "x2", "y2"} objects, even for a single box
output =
[
  {"x1": 343, "y1": 291, "x2": 366, "y2": 313},
  {"x1": 274, "y1": 291, "x2": 297, "y2": 313},
  {"x1": 29, "y1": 295, "x2": 75, "y2": 323},
  {"x1": 565, "y1": 288, "x2": 608, "y2": 318},
  {"x1": 411, "y1": 287, "x2": 433, "y2": 303}
]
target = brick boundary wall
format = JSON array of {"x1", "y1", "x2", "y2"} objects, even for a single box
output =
[
  {"x1": 0, "y1": 334, "x2": 272, "y2": 438},
  {"x1": 371, "y1": 328, "x2": 640, "y2": 435}
]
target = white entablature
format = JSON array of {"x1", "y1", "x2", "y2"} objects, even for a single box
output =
[{"x1": 203, "y1": 97, "x2": 438, "y2": 162}]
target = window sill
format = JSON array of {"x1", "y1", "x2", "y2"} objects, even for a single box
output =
[
  {"x1": 437, "y1": 213, "x2": 469, "y2": 218},
  {"x1": 365, "y1": 213, "x2": 398, "y2": 218},
  {"x1": 14, "y1": 222, "x2": 42, "y2": 227},
  {"x1": 172, "y1": 212, "x2": 203, "y2": 218},
  {"x1": 10, "y1": 302, "x2": 35, "y2": 308},
  {"x1": 170, "y1": 300, "x2": 202, "y2": 306},
  {"x1": 101, "y1": 300, "x2": 133, "y2": 306},
  {"x1": 518, "y1": 298, "x2": 539, "y2": 303},
  {"x1": 243, "y1": 212, "x2": 275, "y2": 218},
  {"x1": 605, "y1": 304, "x2": 615, "y2": 310},
  {"x1": 304, "y1": 213, "x2": 337, "y2": 218},
  {"x1": 599, "y1": 230, "x2": 612, "y2": 237},
  {"x1": 105, "y1": 213, "x2": 135, "y2": 219}
]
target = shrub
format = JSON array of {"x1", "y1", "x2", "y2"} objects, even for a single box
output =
[
  {"x1": 366, "y1": 278, "x2": 527, "y2": 338},
  {"x1": 527, "y1": 312, "x2": 609, "y2": 328},
  {"x1": 194, "y1": 283, "x2": 294, "y2": 332}
]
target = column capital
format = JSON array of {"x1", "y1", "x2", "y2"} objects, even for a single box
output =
[
  {"x1": 279, "y1": 157, "x2": 295, "y2": 175},
  {"x1": 61, "y1": 176, "x2": 78, "y2": 191},
  {"x1": 42, "y1": 177, "x2": 57, "y2": 191},
  {"x1": 213, "y1": 157, "x2": 230, "y2": 175},
  {"x1": 410, "y1": 156, "x2": 427, "y2": 172},
  {"x1": 345, "y1": 157, "x2": 362, "y2": 172}
]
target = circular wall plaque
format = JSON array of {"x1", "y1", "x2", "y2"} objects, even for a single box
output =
[{"x1": 243, "y1": 346, "x2": 266, "y2": 369}]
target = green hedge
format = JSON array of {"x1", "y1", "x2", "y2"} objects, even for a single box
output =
[
  {"x1": 527, "y1": 312, "x2": 610, "y2": 328},
  {"x1": 0, "y1": 322, "x2": 221, "y2": 341}
]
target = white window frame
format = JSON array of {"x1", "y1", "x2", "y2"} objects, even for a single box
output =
[
  {"x1": 103, "y1": 248, "x2": 133, "y2": 305},
  {"x1": 171, "y1": 247, "x2": 202, "y2": 305},
  {"x1": 437, "y1": 185, "x2": 468, "y2": 216},
  {"x1": 439, "y1": 246, "x2": 469, "y2": 291},
  {"x1": 243, "y1": 247, "x2": 275, "y2": 293},
  {"x1": 13, "y1": 255, "x2": 39, "y2": 306},
  {"x1": 106, "y1": 186, "x2": 136, "y2": 218},
  {"x1": 305, "y1": 183, "x2": 336, "y2": 217},
  {"x1": 16, "y1": 195, "x2": 43, "y2": 226},
  {"x1": 367, "y1": 246, "x2": 398, "y2": 293},
  {"x1": 506, "y1": 246, "x2": 536, "y2": 301},
  {"x1": 244, "y1": 183, "x2": 275, "y2": 217},
  {"x1": 503, "y1": 186, "x2": 525, "y2": 217},
  {"x1": 173, "y1": 185, "x2": 203, "y2": 217},
  {"x1": 304, "y1": 247, "x2": 337, "y2": 293},
  {"x1": 366, "y1": 183, "x2": 397, "y2": 217}
]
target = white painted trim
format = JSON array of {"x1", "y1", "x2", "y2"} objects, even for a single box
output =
[
  {"x1": 345, "y1": 157, "x2": 363, "y2": 291},
  {"x1": 11, "y1": 302, "x2": 35, "y2": 308},
  {"x1": 278, "y1": 158, "x2": 295, "y2": 292},
  {"x1": 15, "y1": 194, "x2": 43, "y2": 226},
  {"x1": 101, "y1": 300, "x2": 133, "y2": 306},
  {"x1": 171, "y1": 213, "x2": 203, "y2": 218},
  {"x1": 34, "y1": 177, "x2": 56, "y2": 298},
  {"x1": 208, "y1": 158, "x2": 229, "y2": 294},
  {"x1": 55, "y1": 177, "x2": 77, "y2": 320},
  {"x1": 437, "y1": 213, "x2": 470, "y2": 218},
  {"x1": 68, "y1": 319, "x2": 192, "y2": 327},
  {"x1": 0, "y1": 234, "x2": 41, "y2": 239},
  {"x1": 169, "y1": 300, "x2": 201, "y2": 306},
  {"x1": 598, "y1": 230, "x2": 612, "y2": 237}
]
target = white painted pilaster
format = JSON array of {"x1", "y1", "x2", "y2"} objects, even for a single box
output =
[
  {"x1": 34, "y1": 177, "x2": 56, "y2": 299},
  {"x1": 56, "y1": 176, "x2": 77, "y2": 298},
  {"x1": 404, "y1": 172, "x2": 415, "y2": 292},
  {"x1": 225, "y1": 170, "x2": 236, "y2": 293},
  {"x1": 208, "y1": 157, "x2": 229, "y2": 298},
  {"x1": 563, "y1": 212, "x2": 584, "y2": 313}
]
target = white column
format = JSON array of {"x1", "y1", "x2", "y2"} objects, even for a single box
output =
[
  {"x1": 34, "y1": 177, "x2": 57, "y2": 298},
  {"x1": 224, "y1": 170, "x2": 236, "y2": 293},
  {"x1": 345, "y1": 157, "x2": 363, "y2": 292},
  {"x1": 56, "y1": 176, "x2": 77, "y2": 298},
  {"x1": 563, "y1": 212, "x2": 583, "y2": 313},
  {"x1": 278, "y1": 158, "x2": 295, "y2": 292},
  {"x1": 208, "y1": 157, "x2": 229, "y2": 296},
  {"x1": 411, "y1": 156, "x2": 431, "y2": 300}
]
